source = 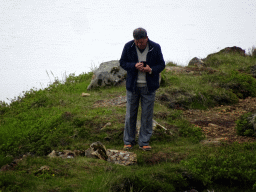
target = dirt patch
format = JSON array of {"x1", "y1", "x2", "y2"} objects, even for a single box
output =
[
  {"x1": 165, "y1": 66, "x2": 218, "y2": 75},
  {"x1": 93, "y1": 94, "x2": 256, "y2": 144},
  {"x1": 94, "y1": 96, "x2": 126, "y2": 107},
  {"x1": 183, "y1": 97, "x2": 256, "y2": 143}
]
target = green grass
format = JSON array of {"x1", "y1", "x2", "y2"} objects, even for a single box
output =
[{"x1": 1, "y1": 50, "x2": 256, "y2": 191}]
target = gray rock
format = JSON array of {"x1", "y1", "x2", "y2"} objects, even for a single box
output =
[
  {"x1": 48, "y1": 150, "x2": 84, "y2": 159},
  {"x1": 188, "y1": 57, "x2": 206, "y2": 68},
  {"x1": 84, "y1": 142, "x2": 137, "y2": 166},
  {"x1": 35, "y1": 165, "x2": 50, "y2": 175},
  {"x1": 81, "y1": 93, "x2": 90, "y2": 97},
  {"x1": 87, "y1": 60, "x2": 126, "y2": 90},
  {"x1": 48, "y1": 150, "x2": 57, "y2": 158},
  {"x1": 85, "y1": 141, "x2": 108, "y2": 160},
  {"x1": 45, "y1": 142, "x2": 137, "y2": 166},
  {"x1": 106, "y1": 149, "x2": 137, "y2": 166},
  {"x1": 157, "y1": 89, "x2": 197, "y2": 109}
]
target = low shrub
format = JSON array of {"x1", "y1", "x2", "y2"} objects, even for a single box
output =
[
  {"x1": 205, "y1": 70, "x2": 256, "y2": 99},
  {"x1": 181, "y1": 143, "x2": 256, "y2": 189},
  {"x1": 166, "y1": 61, "x2": 178, "y2": 66},
  {"x1": 168, "y1": 116, "x2": 204, "y2": 143},
  {"x1": 109, "y1": 167, "x2": 188, "y2": 192},
  {"x1": 178, "y1": 123, "x2": 204, "y2": 143},
  {"x1": 0, "y1": 154, "x2": 13, "y2": 168},
  {"x1": 235, "y1": 112, "x2": 256, "y2": 136},
  {"x1": 0, "y1": 172, "x2": 33, "y2": 192},
  {"x1": 0, "y1": 101, "x2": 9, "y2": 115}
]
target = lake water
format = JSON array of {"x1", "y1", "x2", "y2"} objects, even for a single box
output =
[{"x1": 1, "y1": 0, "x2": 256, "y2": 103}]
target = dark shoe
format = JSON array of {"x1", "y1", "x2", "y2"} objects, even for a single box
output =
[
  {"x1": 123, "y1": 144, "x2": 132, "y2": 150},
  {"x1": 139, "y1": 146, "x2": 152, "y2": 151}
]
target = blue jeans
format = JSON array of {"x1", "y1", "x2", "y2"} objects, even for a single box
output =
[{"x1": 123, "y1": 87, "x2": 155, "y2": 147}]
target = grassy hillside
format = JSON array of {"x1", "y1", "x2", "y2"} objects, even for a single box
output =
[{"x1": 1, "y1": 49, "x2": 256, "y2": 191}]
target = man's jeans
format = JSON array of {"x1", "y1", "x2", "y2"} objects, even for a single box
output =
[{"x1": 124, "y1": 87, "x2": 155, "y2": 147}]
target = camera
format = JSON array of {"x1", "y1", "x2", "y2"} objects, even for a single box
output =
[{"x1": 141, "y1": 61, "x2": 147, "y2": 67}]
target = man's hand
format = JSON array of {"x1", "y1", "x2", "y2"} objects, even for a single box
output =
[
  {"x1": 135, "y1": 62, "x2": 144, "y2": 71},
  {"x1": 135, "y1": 63, "x2": 152, "y2": 73},
  {"x1": 143, "y1": 65, "x2": 152, "y2": 73}
]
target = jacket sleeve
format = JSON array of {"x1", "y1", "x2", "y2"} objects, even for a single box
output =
[
  {"x1": 151, "y1": 44, "x2": 165, "y2": 74},
  {"x1": 119, "y1": 43, "x2": 137, "y2": 72}
]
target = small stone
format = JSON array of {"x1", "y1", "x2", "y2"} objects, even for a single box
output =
[
  {"x1": 48, "y1": 150, "x2": 57, "y2": 158},
  {"x1": 101, "y1": 122, "x2": 112, "y2": 130},
  {"x1": 82, "y1": 93, "x2": 90, "y2": 97},
  {"x1": 39, "y1": 165, "x2": 50, "y2": 171}
]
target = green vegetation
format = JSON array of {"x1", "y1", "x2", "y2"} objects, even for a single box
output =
[
  {"x1": 235, "y1": 112, "x2": 256, "y2": 136},
  {"x1": 1, "y1": 49, "x2": 256, "y2": 191}
]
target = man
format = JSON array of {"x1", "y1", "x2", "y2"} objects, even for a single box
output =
[{"x1": 120, "y1": 28, "x2": 165, "y2": 151}]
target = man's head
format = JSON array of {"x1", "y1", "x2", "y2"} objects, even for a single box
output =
[{"x1": 133, "y1": 28, "x2": 148, "y2": 50}]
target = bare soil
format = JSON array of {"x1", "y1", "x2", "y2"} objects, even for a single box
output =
[
  {"x1": 183, "y1": 97, "x2": 256, "y2": 143},
  {"x1": 94, "y1": 94, "x2": 256, "y2": 144}
]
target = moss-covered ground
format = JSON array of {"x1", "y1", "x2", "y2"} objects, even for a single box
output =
[{"x1": 1, "y1": 50, "x2": 256, "y2": 191}]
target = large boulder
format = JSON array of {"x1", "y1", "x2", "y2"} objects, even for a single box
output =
[
  {"x1": 87, "y1": 60, "x2": 126, "y2": 90},
  {"x1": 188, "y1": 57, "x2": 206, "y2": 68}
]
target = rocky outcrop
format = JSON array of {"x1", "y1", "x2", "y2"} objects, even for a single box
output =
[
  {"x1": 84, "y1": 141, "x2": 137, "y2": 166},
  {"x1": 165, "y1": 66, "x2": 217, "y2": 75},
  {"x1": 157, "y1": 89, "x2": 198, "y2": 110},
  {"x1": 188, "y1": 57, "x2": 206, "y2": 68},
  {"x1": 46, "y1": 141, "x2": 137, "y2": 166},
  {"x1": 48, "y1": 150, "x2": 84, "y2": 159},
  {"x1": 203, "y1": 46, "x2": 246, "y2": 63},
  {"x1": 87, "y1": 60, "x2": 126, "y2": 90},
  {"x1": 107, "y1": 149, "x2": 137, "y2": 166},
  {"x1": 84, "y1": 141, "x2": 108, "y2": 160},
  {"x1": 219, "y1": 46, "x2": 246, "y2": 56}
]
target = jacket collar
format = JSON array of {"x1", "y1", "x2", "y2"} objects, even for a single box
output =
[{"x1": 131, "y1": 39, "x2": 154, "y2": 52}]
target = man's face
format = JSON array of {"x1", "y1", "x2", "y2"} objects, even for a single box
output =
[{"x1": 134, "y1": 37, "x2": 148, "y2": 50}]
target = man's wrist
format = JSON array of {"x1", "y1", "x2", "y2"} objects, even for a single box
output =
[{"x1": 149, "y1": 68, "x2": 152, "y2": 74}]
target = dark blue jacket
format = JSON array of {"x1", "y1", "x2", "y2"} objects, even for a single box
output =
[{"x1": 120, "y1": 39, "x2": 165, "y2": 93}]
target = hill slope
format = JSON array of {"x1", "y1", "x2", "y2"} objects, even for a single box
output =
[{"x1": 1, "y1": 48, "x2": 256, "y2": 191}]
